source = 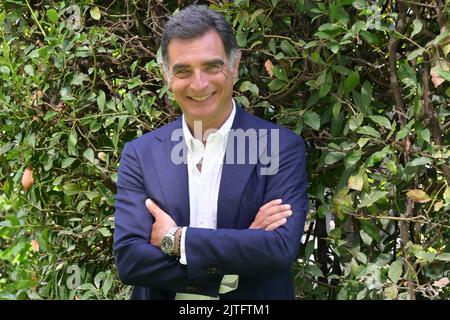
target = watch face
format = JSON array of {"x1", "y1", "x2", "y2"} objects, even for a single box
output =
[{"x1": 161, "y1": 236, "x2": 174, "y2": 254}]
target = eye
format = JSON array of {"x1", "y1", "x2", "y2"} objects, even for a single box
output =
[
  {"x1": 205, "y1": 64, "x2": 221, "y2": 73},
  {"x1": 174, "y1": 69, "x2": 191, "y2": 78}
]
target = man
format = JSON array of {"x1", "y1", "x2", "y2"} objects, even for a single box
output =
[{"x1": 113, "y1": 5, "x2": 308, "y2": 299}]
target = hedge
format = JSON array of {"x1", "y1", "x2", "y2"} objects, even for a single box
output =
[{"x1": 0, "y1": 0, "x2": 449, "y2": 299}]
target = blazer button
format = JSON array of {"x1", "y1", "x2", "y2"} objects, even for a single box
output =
[
  {"x1": 207, "y1": 266, "x2": 220, "y2": 275},
  {"x1": 185, "y1": 284, "x2": 194, "y2": 292},
  {"x1": 185, "y1": 284, "x2": 199, "y2": 292}
]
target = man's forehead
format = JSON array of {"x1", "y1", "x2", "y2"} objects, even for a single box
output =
[{"x1": 166, "y1": 30, "x2": 226, "y2": 59}]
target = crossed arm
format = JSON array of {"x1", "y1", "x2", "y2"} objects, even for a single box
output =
[
  {"x1": 146, "y1": 197, "x2": 293, "y2": 255},
  {"x1": 114, "y1": 136, "x2": 308, "y2": 295}
]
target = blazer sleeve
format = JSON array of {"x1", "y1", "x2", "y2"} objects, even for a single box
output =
[
  {"x1": 185, "y1": 135, "x2": 309, "y2": 278},
  {"x1": 113, "y1": 142, "x2": 222, "y2": 295}
]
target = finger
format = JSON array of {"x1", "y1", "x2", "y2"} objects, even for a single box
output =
[
  {"x1": 259, "y1": 199, "x2": 283, "y2": 211},
  {"x1": 265, "y1": 217, "x2": 287, "y2": 231},
  {"x1": 145, "y1": 199, "x2": 160, "y2": 218},
  {"x1": 263, "y1": 209, "x2": 292, "y2": 226},
  {"x1": 264, "y1": 203, "x2": 291, "y2": 216}
]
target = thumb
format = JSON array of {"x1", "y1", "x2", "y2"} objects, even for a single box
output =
[{"x1": 145, "y1": 199, "x2": 158, "y2": 218}]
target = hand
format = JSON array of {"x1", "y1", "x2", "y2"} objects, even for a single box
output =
[
  {"x1": 249, "y1": 199, "x2": 292, "y2": 231},
  {"x1": 145, "y1": 199, "x2": 177, "y2": 247}
]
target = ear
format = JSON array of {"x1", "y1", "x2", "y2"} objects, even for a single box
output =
[
  {"x1": 232, "y1": 50, "x2": 241, "y2": 80},
  {"x1": 160, "y1": 63, "x2": 172, "y2": 89}
]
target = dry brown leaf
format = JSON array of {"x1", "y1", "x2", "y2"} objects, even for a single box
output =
[
  {"x1": 406, "y1": 189, "x2": 431, "y2": 203},
  {"x1": 433, "y1": 277, "x2": 449, "y2": 288},
  {"x1": 22, "y1": 166, "x2": 34, "y2": 192},
  {"x1": 434, "y1": 201, "x2": 444, "y2": 211},
  {"x1": 31, "y1": 239, "x2": 40, "y2": 252},
  {"x1": 264, "y1": 59, "x2": 274, "y2": 78},
  {"x1": 348, "y1": 174, "x2": 363, "y2": 191},
  {"x1": 430, "y1": 58, "x2": 450, "y2": 87}
]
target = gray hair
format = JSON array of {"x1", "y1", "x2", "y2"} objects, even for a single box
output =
[{"x1": 160, "y1": 5, "x2": 240, "y2": 78}]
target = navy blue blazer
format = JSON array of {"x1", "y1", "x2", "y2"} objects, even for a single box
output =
[{"x1": 113, "y1": 105, "x2": 308, "y2": 299}]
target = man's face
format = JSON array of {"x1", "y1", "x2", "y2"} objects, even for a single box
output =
[{"x1": 165, "y1": 29, "x2": 240, "y2": 131}]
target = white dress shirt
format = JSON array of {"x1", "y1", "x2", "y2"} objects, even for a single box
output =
[{"x1": 175, "y1": 100, "x2": 238, "y2": 300}]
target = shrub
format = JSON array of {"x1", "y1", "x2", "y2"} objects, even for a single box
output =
[{"x1": 1, "y1": 0, "x2": 449, "y2": 299}]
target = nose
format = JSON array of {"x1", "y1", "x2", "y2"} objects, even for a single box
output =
[{"x1": 190, "y1": 69, "x2": 208, "y2": 91}]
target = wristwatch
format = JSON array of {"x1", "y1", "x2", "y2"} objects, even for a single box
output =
[{"x1": 160, "y1": 227, "x2": 179, "y2": 256}]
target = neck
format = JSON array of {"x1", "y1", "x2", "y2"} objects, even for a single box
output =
[{"x1": 185, "y1": 105, "x2": 233, "y2": 143}]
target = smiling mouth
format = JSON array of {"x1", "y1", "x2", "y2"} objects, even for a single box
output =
[{"x1": 188, "y1": 92, "x2": 215, "y2": 101}]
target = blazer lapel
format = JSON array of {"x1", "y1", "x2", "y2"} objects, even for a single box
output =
[
  {"x1": 217, "y1": 106, "x2": 257, "y2": 229},
  {"x1": 150, "y1": 119, "x2": 190, "y2": 227}
]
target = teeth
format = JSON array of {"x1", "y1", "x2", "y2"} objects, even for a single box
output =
[{"x1": 190, "y1": 94, "x2": 211, "y2": 101}]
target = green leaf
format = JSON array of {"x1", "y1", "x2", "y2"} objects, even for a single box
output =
[
  {"x1": 411, "y1": 19, "x2": 422, "y2": 38},
  {"x1": 83, "y1": 148, "x2": 95, "y2": 164},
  {"x1": 360, "y1": 30, "x2": 380, "y2": 45},
  {"x1": 24, "y1": 65, "x2": 34, "y2": 76},
  {"x1": 303, "y1": 110, "x2": 321, "y2": 130},
  {"x1": 44, "y1": 111, "x2": 57, "y2": 121},
  {"x1": 346, "y1": 150, "x2": 362, "y2": 167},
  {"x1": 418, "y1": 128, "x2": 431, "y2": 143},
  {"x1": 437, "y1": 69, "x2": 450, "y2": 81},
  {"x1": 47, "y1": 8, "x2": 58, "y2": 23},
  {"x1": 124, "y1": 97, "x2": 135, "y2": 114},
  {"x1": 359, "y1": 220, "x2": 381, "y2": 241},
  {"x1": 102, "y1": 274, "x2": 113, "y2": 296},
  {"x1": 415, "y1": 250, "x2": 436, "y2": 262},
  {"x1": 239, "y1": 81, "x2": 259, "y2": 96},
  {"x1": 365, "y1": 149, "x2": 388, "y2": 167},
  {"x1": 70, "y1": 72, "x2": 89, "y2": 86},
  {"x1": 354, "y1": 251, "x2": 367, "y2": 264},
  {"x1": 268, "y1": 79, "x2": 287, "y2": 91},
  {"x1": 280, "y1": 40, "x2": 297, "y2": 56},
  {"x1": 436, "y1": 253, "x2": 450, "y2": 262},
  {"x1": 388, "y1": 260, "x2": 403, "y2": 284},
  {"x1": 63, "y1": 183, "x2": 80, "y2": 196},
  {"x1": 368, "y1": 115, "x2": 391, "y2": 130},
  {"x1": 332, "y1": 102, "x2": 342, "y2": 119},
  {"x1": 97, "y1": 90, "x2": 105, "y2": 112},
  {"x1": 325, "y1": 151, "x2": 346, "y2": 165},
  {"x1": 272, "y1": 66, "x2": 288, "y2": 81},
  {"x1": 408, "y1": 156, "x2": 432, "y2": 167},
  {"x1": 407, "y1": 47, "x2": 425, "y2": 61},
  {"x1": 444, "y1": 187, "x2": 450, "y2": 205},
  {"x1": 395, "y1": 127, "x2": 409, "y2": 140},
  {"x1": 344, "y1": 71, "x2": 360, "y2": 93},
  {"x1": 304, "y1": 240, "x2": 315, "y2": 259},
  {"x1": 356, "y1": 126, "x2": 380, "y2": 138},
  {"x1": 61, "y1": 158, "x2": 76, "y2": 169},
  {"x1": 98, "y1": 227, "x2": 111, "y2": 237},
  {"x1": 90, "y1": 6, "x2": 101, "y2": 20},
  {"x1": 328, "y1": 42, "x2": 339, "y2": 54},
  {"x1": 359, "y1": 191, "x2": 387, "y2": 208},
  {"x1": 359, "y1": 229, "x2": 372, "y2": 245},
  {"x1": 94, "y1": 272, "x2": 105, "y2": 289},
  {"x1": 384, "y1": 285, "x2": 398, "y2": 300},
  {"x1": 68, "y1": 128, "x2": 78, "y2": 154},
  {"x1": 306, "y1": 265, "x2": 324, "y2": 278},
  {"x1": 0, "y1": 141, "x2": 13, "y2": 157}
]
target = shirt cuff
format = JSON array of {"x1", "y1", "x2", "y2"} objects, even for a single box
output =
[
  {"x1": 219, "y1": 275, "x2": 239, "y2": 294},
  {"x1": 179, "y1": 227, "x2": 187, "y2": 265}
]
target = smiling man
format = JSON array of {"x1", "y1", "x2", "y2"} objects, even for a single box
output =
[{"x1": 113, "y1": 5, "x2": 309, "y2": 300}]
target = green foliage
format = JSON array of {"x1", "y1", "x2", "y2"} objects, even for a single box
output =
[{"x1": 1, "y1": 0, "x2": 450, "y2": 300}]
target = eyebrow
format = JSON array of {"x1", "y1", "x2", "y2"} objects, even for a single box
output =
[
  {"x1": 171, "y1": 59, "x2": 225, "y2": 73},
  {"x1": 204, "y1": 59, "x2": 225, "y2": 67}
]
